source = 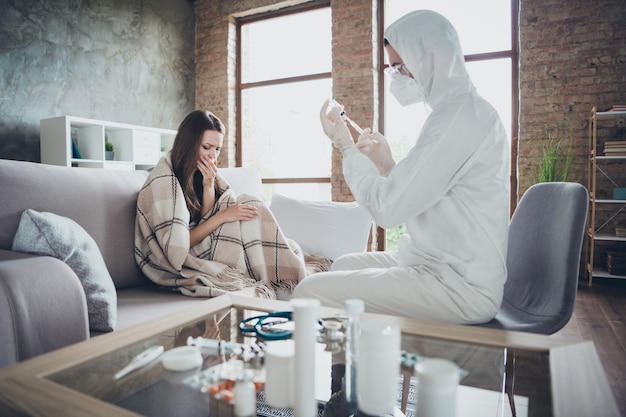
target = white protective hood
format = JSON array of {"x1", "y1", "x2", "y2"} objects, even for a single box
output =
[{"x1": 384, "y1": 10, "x2": 475, "y2": 110}]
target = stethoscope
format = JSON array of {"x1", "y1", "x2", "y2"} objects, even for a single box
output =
[
  {"x1": 237, "y1": 311, "x2": 427, "y2": 367},
  {"x1": 239, "y1": 311, "x2": 295, "y2": 340},
  {"x1": 238, "y1": 311, "x2": 345, "y2": 342}
]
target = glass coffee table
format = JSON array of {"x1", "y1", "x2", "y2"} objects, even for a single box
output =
[{"x1": 0, "y1": 294, "x2": 619, "y2": 417}]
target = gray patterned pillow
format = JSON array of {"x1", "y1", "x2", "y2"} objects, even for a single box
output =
[{"x1": 11, "y1": 209, "x2": 117, "y2": 332}]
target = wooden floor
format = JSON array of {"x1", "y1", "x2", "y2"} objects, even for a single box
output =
[{"x1": 551, "y1": 277, "x2": 626, "y2": 415}]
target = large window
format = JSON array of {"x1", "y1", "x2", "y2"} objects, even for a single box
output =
[
  {"x1": 236, "y1": 1, "x2": 517, "y2": 247},
  {"x1": 238, "y1": 4, "x2": 332, "y2": 200},
  {"x1": 383, "y1": 0, "x2": 518, "y2": 249}
]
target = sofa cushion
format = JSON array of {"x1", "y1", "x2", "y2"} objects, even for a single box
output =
[
  {"x1": 11, "y1": 209, "x2": 117, "y2": 332},
  {"x1": 114, "y1": 285, "x2": 257, "y2": 331},
  {"x1": 270, "y1": 193, "x2": 372, "y2": 261}
]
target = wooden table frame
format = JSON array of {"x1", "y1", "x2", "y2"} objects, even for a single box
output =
[{"x1": 0, "y1": 294, "x2": 619, "y2": 417}]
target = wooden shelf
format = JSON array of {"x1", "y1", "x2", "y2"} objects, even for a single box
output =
[
  {"x1": 591, "y1": 267, "x2": 626, "y2": 280},
  {"x1": 597, "y1": 110, "x2": 626, "y2": 120},
  {"x1": 585, "y1": 106, "x2": 626, "y2": 286},
  {"x1": 594, "y1": 233, "x2": 626, "y2": 242},
  {"x1": 595, "y1": 199, "x2": 626, "y2": 204},
  {"x1": 41, "y1": 116, "x2": 176, "y2": 171}
]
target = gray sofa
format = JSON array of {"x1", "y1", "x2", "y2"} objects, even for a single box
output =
[
  {"x1": 0, "y1": 159, "x2": 266, "y2": 367},
  {"x1": 0, "y1": 158, "x2": 372, "y2": 368}
]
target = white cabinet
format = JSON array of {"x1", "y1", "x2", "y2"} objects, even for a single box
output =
[
  {"x1": 40, "y1": 116, "x2": 177, "y2": 170},
  {"x1": 585, "y1": 106, "x2": 626, "y2": 285}
]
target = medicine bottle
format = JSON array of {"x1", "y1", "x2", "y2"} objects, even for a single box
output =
[
  {"x1": 233, "y1": 371, "x2": 256, "y2": 417},
  {"x1": 357, "y1": 319, "x2": 401, "y2": 416}
]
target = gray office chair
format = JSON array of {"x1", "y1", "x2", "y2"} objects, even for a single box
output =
[
  {"x1": 478, "y1": 181, "x2": 589, "y2": 334},
  {"x1": 475, "y1": 182, "x2": 588, "y2": 417},
  {"x1": 398, "y1": 183, "x2": 589, "y2": 415}
]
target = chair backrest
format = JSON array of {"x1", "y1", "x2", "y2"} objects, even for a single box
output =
[{"x1": 485, "y1": 182, "x2": 589, "y2": 334}]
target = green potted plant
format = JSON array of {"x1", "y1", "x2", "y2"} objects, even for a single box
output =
[
  {"x1": 105, "y1": 139, "x2": 114, "y2": 161},
  {"x1": 535, "y1": 128, "x2": 574, "y2": 183}
]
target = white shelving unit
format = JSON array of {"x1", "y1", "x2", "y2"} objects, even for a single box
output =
[
  {"x1": 40, "y1": 116, "x2": 177, "y2": 170},
  {"x1": 585, "y1": 106, "x2": 626, "y2": 285}
]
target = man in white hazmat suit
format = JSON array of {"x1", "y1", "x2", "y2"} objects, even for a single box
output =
[{"x1": 293, "y1": 10, "x2": 510, "y2": 324}]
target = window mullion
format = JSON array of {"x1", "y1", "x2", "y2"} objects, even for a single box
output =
[{"x1": 241, "y1": 72, "x2": 332, "y2": 90}]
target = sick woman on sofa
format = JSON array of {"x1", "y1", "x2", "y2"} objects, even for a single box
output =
[{"x1": 134, "y1": 110, "x2": 307, "y2": 299}]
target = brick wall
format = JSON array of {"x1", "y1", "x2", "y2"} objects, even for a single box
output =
[
  {"x1": 194, "y1": 0, "x2": 235, "y2": 165},
  {"x1": 195, "y1": 0, "x2": 626, "y2": 202},
  {"x1": 519, "y1": 0, "x2": 626, "y2": 196},
  {"x1": 330, "y1": 0, "x2": 379, "y2": 202}
]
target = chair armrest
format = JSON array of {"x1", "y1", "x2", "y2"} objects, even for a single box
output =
[{"x1": 0, "y1": 250, "x2": 90, "y2": 367}]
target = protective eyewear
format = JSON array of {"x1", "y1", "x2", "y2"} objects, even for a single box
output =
[{"x1": 385, "y1": 63, "x2": 411, "y2": 77}]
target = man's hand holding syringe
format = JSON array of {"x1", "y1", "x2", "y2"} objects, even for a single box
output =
[{"x1": 322, "y1": 99, "x2": 396, "y2": 175}]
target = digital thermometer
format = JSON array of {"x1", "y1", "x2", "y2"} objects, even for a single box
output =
[{"x1": 114, "y1": 345, "x2": 164, "y2": 380}]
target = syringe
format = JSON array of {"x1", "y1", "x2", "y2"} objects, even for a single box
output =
[
  {"x1": 332, "y1": 99, "x2": 364, "y2": 134},
  {"x1": 187, "y1": 336, "x2": 246, "y2": 355},
  {"x1": 342, "y1": 113, "x2": 364, "y2": 135}
]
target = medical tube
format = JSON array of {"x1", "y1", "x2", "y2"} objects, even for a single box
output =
[
  {"x1": 345, "y1": 299, "x2": 364, "y2": 416},
  {"x1": 291, "y1": 298, "x2": 320, "y2": 417}
]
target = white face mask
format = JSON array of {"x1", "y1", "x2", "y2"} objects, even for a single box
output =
[{"x1": 388, "y1": 71, "x2": 425, "y2": 106}]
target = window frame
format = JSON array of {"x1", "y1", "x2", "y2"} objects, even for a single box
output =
[{"x1": 236, "y1": 0, "x2": 332, "y2": 189}]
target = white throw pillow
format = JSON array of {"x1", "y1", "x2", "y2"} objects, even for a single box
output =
[
  {"x1": 270, "y1": 193, "x2": 372, "y2": 261},
  {"x1": 219, "y1": 167, "x2": 264, "y2": 199}
]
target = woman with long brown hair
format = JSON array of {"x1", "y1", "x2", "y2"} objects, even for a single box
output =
[{"x1": 135, "y1": 110, "x2": 307, "y2": 299}]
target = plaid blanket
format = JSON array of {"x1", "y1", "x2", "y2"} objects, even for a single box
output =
[{"x1": 134, "y1": 156, "x2": 309, "y2": 298}]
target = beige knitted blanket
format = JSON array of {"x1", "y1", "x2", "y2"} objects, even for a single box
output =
[{"x1": 134, "y1": 157, "x2": 310, "y2": 298}]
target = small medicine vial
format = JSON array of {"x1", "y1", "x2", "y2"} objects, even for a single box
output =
[{"x1": 233, "y1": 371, "x2": 256, "y2": 417}]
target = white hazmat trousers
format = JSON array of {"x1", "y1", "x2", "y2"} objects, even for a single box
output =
[{"x1": 293, "y1": 10, "x2": 510, "y2": 324}]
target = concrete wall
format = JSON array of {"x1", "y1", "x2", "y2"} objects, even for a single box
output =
[{"x1": 0, "y1": 0, "x2": 195, "y2": 162}]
